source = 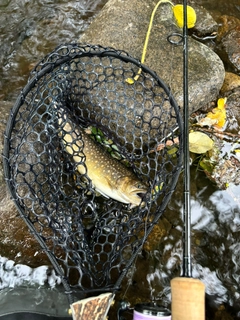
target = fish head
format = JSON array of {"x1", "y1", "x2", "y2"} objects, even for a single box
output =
[{"x1": 118, "y1": 176, "x2": 148, "y2": 208}]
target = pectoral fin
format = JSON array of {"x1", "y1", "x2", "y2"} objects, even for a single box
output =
[
  {"x1": 94, "y1": 186, "x2": 110, "y2": 199},
  {"x1": 93, "y1": 176, "x2": 114, "y2": 199}
]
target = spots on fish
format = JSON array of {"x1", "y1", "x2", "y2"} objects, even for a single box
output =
[{"x1": 60, "y1": 118, "x2": 147, "y2": 207}]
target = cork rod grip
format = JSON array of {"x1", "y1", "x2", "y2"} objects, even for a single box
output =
[{"x1": 171, "y1": 277, "x2": 205, "y2": 320}]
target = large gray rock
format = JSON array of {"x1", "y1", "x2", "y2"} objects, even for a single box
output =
[{"x1": 80, "y1": 0, "x2": 225, "y2": 114}]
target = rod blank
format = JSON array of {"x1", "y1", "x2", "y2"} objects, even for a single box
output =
[{"x1": 171, "y1": 1, "x2": 205, "y2": 318}]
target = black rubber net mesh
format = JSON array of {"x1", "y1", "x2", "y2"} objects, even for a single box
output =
[{"x1": 3, "y1": 43, "x2": 183, "y2": 301}]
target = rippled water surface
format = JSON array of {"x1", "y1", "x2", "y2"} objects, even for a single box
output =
[
  {"x1": 0, "y1": 0, "x2": 108, "y2": 100},
  {"x1": 1, "y1": 0, "x2": 240, "y2": 318}
]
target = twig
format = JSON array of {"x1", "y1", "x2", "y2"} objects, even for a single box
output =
[{"x1": 192, "y1": 126, "x2": 240, "y2": 141}]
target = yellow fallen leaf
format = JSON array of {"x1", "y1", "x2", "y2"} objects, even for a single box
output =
[
  {"x1": 173, "y1": 5, "x2": 197, "y2": 29},
  {"x1": 217, "y1": 97, "x2": 227, "y2": 109},
  {"x1": 197, "y1": 117, "x2": 218, "y2": 127},
  {"x1": 189, "y1": 131, "x2": 214, "y2": 154},
  {"x1": 206, "y1": 97, "x2": 227, "y2": 129},
  {"x1": 197, "y1": 97, "x2": 227, "y2": 130}
]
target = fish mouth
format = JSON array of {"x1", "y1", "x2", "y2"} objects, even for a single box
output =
[
  {"x1": 137, "y1": 192, "x2": 147, "y2": 200},
  {"x1": 132, "y1": 185, "x2": 148, "y2": 200}
]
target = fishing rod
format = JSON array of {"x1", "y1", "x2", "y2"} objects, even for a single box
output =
[{"x1": 171, "y1": 1, "x2": 205, "y2": 319}]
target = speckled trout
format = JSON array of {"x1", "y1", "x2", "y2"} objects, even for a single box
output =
[{"x1": 58, "y1": 115, "x2": 147, "y2": 208}]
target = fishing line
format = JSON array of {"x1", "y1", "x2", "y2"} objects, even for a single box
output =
[{"x1": 126, "y1": 0, "x2": 174, "y2": 84}]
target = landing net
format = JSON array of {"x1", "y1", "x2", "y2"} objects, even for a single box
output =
[{"x1": 3, "y1": 43, "x2": 183, "y2": 302}]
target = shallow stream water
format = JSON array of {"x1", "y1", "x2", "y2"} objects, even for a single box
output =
[{"x1": 1, "y1": 0, "x2": 240, "y2": 318}]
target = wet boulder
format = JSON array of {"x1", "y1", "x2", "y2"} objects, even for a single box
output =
[
  {"x1": 80, "y1": 0, "x2": 225, "y2": 114},
  {"x1": 220, "y1": 71, "x2": 240, "y2": 93},
  {"x1": 190, "y1": 2, "x2": 218, "y2": 37},
  {"x1": 216, "y1": 15, "x2": 240, "y2": 41},
  {"x1": 220, "y1": 72, "x2": 240, "y2": 133},
  {"x1": 220, "y1": 26, "x2": 240, "y2": 73},
  {"x1": 216, "y1": 15, "x2": 240, "y2": 73}
]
